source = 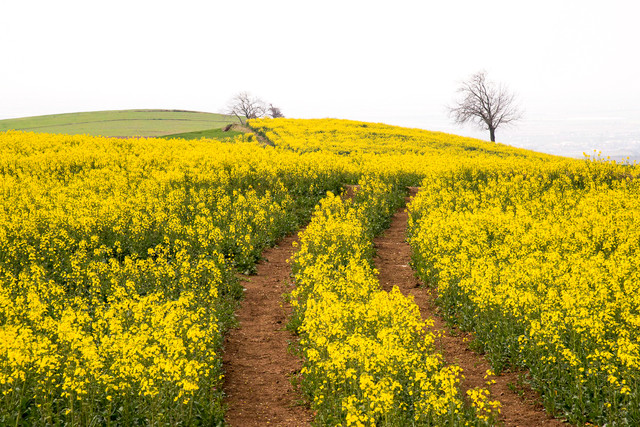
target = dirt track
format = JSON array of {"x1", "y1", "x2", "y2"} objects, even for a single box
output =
[
  {"x1": 222, "y1": 192, "x2": 567, "y2": 426},
  {"x1": 222, "y1": 232, "x2": 311, "y2": 426},
  {"x1": 373, "y1": 196, "x2": 566, "y2": 427}
]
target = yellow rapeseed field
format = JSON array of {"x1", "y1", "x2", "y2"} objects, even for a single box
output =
[
  {"x1": 254, "y1": 118, "x2": 640, "y2": 426},
  {"x1": 407, "y1": 158, "x2": 640, "y2": 425},
  {"x1": 2, "y1": 118, "x2": 637, "y2": 426},
  {"x1": 0, "y1": 130, "x2": 347, "y2": 425},
  {"x1": 289, "y1": 177, "x2": 500, "y2": 426}
]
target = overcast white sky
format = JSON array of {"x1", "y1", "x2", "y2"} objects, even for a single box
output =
[{"x1": 1, "y1": 0, "x2": 639, "y2": 156}]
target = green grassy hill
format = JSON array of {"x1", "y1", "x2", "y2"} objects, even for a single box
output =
[{"x1": 0, "y1": 109, "x2": 243, "y2": 138}]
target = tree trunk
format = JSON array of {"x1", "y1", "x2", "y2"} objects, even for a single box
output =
[{"x1": 489, "y1": 127, "x2": 496, "y2": 142}]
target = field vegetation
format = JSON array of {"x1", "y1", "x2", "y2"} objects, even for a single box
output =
[
  {"x1": 1, "y1": 117, "x2": 638, "y2": 425},
  {"x1": 289, "y1": 179, "x2": 500, "y2": 425},
  {"x1": 407, "y1": 160, "x2": 640, "y2": 425},
  {"x1": 159, "y1": 127, "x2": 244, "y2": 141},
  {"x1": 0, "y1": 109, "x2": 241, "y2": 138},
  {"x1": 0, "y1": 130, "x2": 345, "y2": 424}
]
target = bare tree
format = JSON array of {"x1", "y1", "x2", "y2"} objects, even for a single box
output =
[
  {"x1": 226, "y1": 92, "x2": 267, "y2": 123},
  {"x1": 448, "y1": 71, "x2": 522, "y2": 142},
  {"x1": 267, "y1": 104, "x2": 284, "y2": 118}
]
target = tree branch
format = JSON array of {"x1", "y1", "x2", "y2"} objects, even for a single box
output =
[{"x1": 448, "y1": 71, "x2": 522, "y2": 141}]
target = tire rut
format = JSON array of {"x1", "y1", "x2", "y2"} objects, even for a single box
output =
[
  {"x1": 222, "y1": 232, "x2": 311, "y2": 427},
  {"x1": 373, "y1": 195, "x2": 567, "y2": 427}
]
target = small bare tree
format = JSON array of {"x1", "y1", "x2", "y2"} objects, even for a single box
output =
[
  {"x1": 226, "y1": 92, "x2": 267, "y2": 123},
  {"x1": 268, "y1": 104, "x2": 284, "y2": 118},
  {"x1": 448, "y1": 71, "x2": 522, "y2": 142}
]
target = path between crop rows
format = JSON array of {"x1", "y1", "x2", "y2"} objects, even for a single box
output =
[
  {"x1": 222, "y1": 231, "x2": 311, "y2": 426},
  {"x1": 373, "y1": 192, "x2": 566, "y2": 427},
  {"x1": 223, "y1": 192, "x2": 568, "y2": 426}
]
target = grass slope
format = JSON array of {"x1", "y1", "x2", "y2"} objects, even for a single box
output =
[
  {"x1": 160, "y1": 127, "x2": 244, "y2": 141},
  {"x1": 0, "y1": 109, "x2": 243, "y2": 137}
]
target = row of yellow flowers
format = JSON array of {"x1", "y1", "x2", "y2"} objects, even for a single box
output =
[
  {"x1": 289, "y1": 176, "x2": 500, "y2": 426},
  {"x1": 5, "y1": 116, "x2": 633, "y2": 425},
  {"x1": 0, "y1": 130, "x2": 349, "y2": 425},
  {"x1": 253, "y1": 118, "x2": 640, "y2": 425},
  {"x1": 407, "y1": 158, "x2": 640, "y2": 425}
]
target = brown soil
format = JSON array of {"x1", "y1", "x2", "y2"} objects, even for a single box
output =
[
  {"x1": 233, "y1": 124, "x2": 272, "y2": 146},
  {"x1": 342, "y1": 184, "x2": 361, "y2": 199},
  {"x1": 373, "y1": 193, "x2": 567, "y2": 427},
  {"x1": 222, "y1": 232, "x2": 312, "y2": 427}
]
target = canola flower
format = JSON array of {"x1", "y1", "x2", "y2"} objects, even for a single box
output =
[
  {"x1": 408, "y1": 157, "x2": 640, "y2": 425},
  {"x1": 3, "y1": 116, "x2": 631, "y2": 426},
  {"x1": 0, "y1": 130, "x2": 348, "y2": 425},
  {"x1": 253, "y1": 118, "x2": 638, "y2": 425},
  {"x1": 290, "y1": 177, "x2": 499, "y2": 426}
]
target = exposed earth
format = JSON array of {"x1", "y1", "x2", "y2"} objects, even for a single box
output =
[{"x1": 223, "y1": 191, "x2": 568, "y2": 426}]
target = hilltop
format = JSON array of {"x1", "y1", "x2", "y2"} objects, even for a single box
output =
[{"x1": 0, "y1": 109, "x2": 243, "y2": 138}]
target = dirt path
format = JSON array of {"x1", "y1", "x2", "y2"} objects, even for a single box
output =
[
  {"x1": 373, "y1": 195, "x2": 566, "y2": 427},
  {"x1": 222, "y1": 232, "x2": 311, "y2": 426},
  {"x1": 233, "y1": 123, "x2": 273, "y2": 146}
]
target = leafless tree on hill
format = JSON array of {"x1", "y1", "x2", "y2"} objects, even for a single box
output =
[
  {"x1": 268, "y1": 104, "x2": 284, "y2": 118},
  {"x1": 226, "y1": 92, "x2": 267, "y2": 123},
  {"x1": 448, "y1": 70, "x2": 522, "y2": 142}
]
